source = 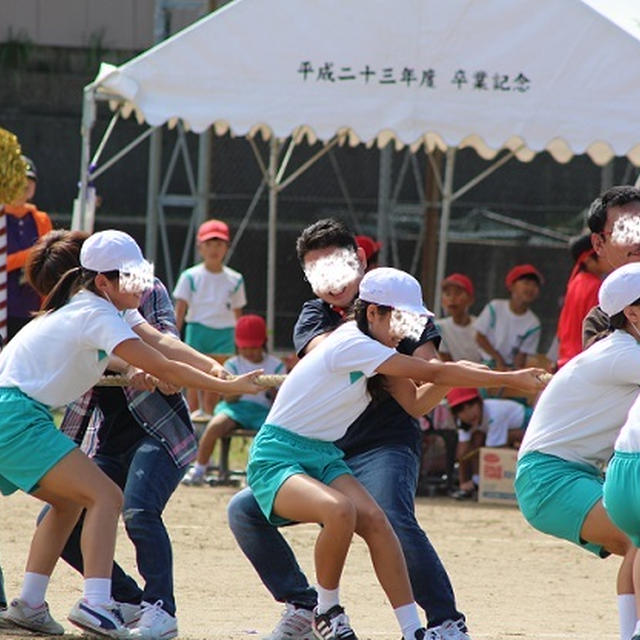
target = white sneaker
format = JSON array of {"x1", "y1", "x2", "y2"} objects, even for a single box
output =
[
  {"x1": 115, "y1": 601, "x2": 142, "y2": 628},
  {"x1": 129, "y1": 600, "x2": 177, "y2": 640},
  {"x1": 264, "y1": 603, "x2": 314, "y2": 640},
  {"x1": 0, "y1": 605, "x2": 16, "y2": 630},
  {"x1": 433, "y1": 618, "x2": 472, "y2": 640},
  {"x1": 181, "y1": 465, "x2": 206, "y2": 486},
  {"x1": 312, "y1": 605, "x2": 357, "y2": 640},
  {"x1": 5, "y1": 597, "x2": 64, "y2": 635},
  {"x1": 68, "y1": 598, "x2": 131, "y2": 639}
]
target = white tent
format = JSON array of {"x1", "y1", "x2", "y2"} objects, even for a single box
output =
[{"x1": 77, "y1": 0, "x2": 640, "y2": 340}]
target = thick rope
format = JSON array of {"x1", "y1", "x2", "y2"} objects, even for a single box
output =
[{"x1": 97, "y1": 373, "x2": 286, "y2": 388}]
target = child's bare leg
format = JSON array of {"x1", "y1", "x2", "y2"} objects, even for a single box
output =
[
  {"x1": 196, "y1": 415, "x2": 237, "y2": 466},
  {"x1": 273, "y1": 473, "x2": 355, "y2": 589},
  {"x1": 202, "y1": 390, "x2": 220, "y2": 416},
  {"x1": 187, "y1": 388, "x2": 200, "y2": 413}
]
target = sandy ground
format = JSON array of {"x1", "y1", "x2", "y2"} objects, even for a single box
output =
[{"x1": 0, "y1": 486, "x2": 620, "y2": 640}]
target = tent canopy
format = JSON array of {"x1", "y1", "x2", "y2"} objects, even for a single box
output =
[{"x1": 93, "y1": 0, "x2": 640, "y2": 166}]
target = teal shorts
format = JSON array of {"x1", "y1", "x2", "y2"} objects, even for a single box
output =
[
  {"x1": 604, "y1": 451, "x2": 640, "y2": 547},
  {"x1": 0, "y1": 387, "x2": 76, "y2": 496},
  {"x1": 214, "y1": 400, "x2": 269, "y2": 431},
  {"x1": 247, "y1": 423, "x2": 352, "y2": 526},
  {"x1": 184, "y1": 323, "x2": 234, "y2": 354},
  {"x1": 515, "y1": 451, "x2": 606, "y2": 557}
]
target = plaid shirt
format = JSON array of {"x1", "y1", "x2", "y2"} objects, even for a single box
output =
[{"x1": 61, "y1": 278, "x2": 197, "y2": 468}]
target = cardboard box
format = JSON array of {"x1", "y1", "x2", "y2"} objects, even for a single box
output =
[{"x1": 478, "y1": 447, "x2": 518, "y2": 505}]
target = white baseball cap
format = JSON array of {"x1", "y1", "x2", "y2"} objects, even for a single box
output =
[
  {"x1": 80, "y1": 229, "x2": 147, "y2": 273},
  {"x1": 599, "y1": 262, "x2": 640, "y2": 316},
  {"x1": 359, "y1": 267, "x2": 433, "y2": 316}
]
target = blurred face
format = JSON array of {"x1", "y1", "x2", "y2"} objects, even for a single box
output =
[
  {"x1": 302, "y1": 245, "x2": 365, "y2": 309},
  {"x1": 441, "y1": 284, "x2": 472, "y2": 316},
  {"x1": 238, "y1": 346, "x2": 264, "y2": 363},
  {"x1": 98, "y1": 275, "x2": 142, "y2": 311},
  {"x1": 454, "y1": 399, "x2": 482, "y2": 427},
  {"x1": 366, "y1": 304, "x2": 399, "y2": 348},
  {"x1": 11, "y1": 178, "x2": 36, "y2": 206},
  {"x1": 592, "y1": 202, "x2": 640, "y2": 270},
  {"x1": 509, "y1": 276, "x2": 540, "y2": 306},
  {"x1": 198, "y1": 238, "x2": 228, "y2": 268}
]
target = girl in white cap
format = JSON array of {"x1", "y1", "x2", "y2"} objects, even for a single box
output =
[
  {"x1": 247, "y1": 266, "x2": 545, "y2": 640},
  {"x1": 515, "y1": 262, "x2": 640, "y2": 640},
  {"x1": 0, "y1": 229, "x2": 262, "y2": 639}
]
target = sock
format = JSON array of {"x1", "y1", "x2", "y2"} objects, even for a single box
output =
[
  {"x1": 83, "y1": 578, "x2": 112, "y2": 606},
  {"x1": 471, "y1": 473, "x2": 480, "y2": 486},
  {"x1": 316, "y1": 585, "x2": 340, "y2": 614},
  {"x1": 194, "y1": 462, "x2": 207, "y2": 474},
  {"x1": 20, "y1": 572, "x2": 50, "y2": 608},
  {"x1": 618, "y1": 594, "x2": 637, "y2": 640},
  {"x1": 394, "y1": 602, "x2": 422, "y2": 640}
]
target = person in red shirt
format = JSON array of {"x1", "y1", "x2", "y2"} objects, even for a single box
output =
[{"x1": 556, "y1": 234, "x2": 610, "y2": 368}]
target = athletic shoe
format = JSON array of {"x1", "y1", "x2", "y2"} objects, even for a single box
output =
[
  {"x1": 181, "y1": 466, "x2": 205, "y2": 486},
  {"x1": 312, "y1": 605, "x2": 358, "y2": 640},
  {"x1": 115, "y1": 601, "x2": 142, "y2": 628},
  {"x1": 264, "y1": 603, "x2": 314, "y2": 640},
  {"x1": 5, "y1": 597, "x2": 64, "y2": 635},
  {"x1": 68, "y1": 598, "x2": 131, "y2": 639},
  {"x1": 0, "y1": 605, "x2": 15, "y2": 630},
  {"x1": 435, "y1": 618, "x2": 472, "y2": 640},
  {"x1": 129, "y1": 600, "x2": 177, "y2": 640}
]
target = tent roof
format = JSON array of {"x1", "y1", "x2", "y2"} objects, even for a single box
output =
[{"x1": 92, "y1": 0, "x2": 640, "y2": 166}]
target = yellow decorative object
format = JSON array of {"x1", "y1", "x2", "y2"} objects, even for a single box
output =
[{"x1": 0, "y1": 128, "x2": 27, "y2": 205}]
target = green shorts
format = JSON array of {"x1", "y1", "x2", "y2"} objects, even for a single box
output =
[
  {"x1": 184, "y1": 323, "x2": 234, "y2": 355},
  {"x1": 515, "y1": 451, "x2": 607, "y2": 557},
  {"x1": 247, "y1": 423, "x2": 352, "y2": 526},
  {"x1": 214, "y1": 400, "x2": 269, "y2": 431},
  {"x1": 0, "y1": 387, "x2": 76, "y2": 496},
  {"x1": 604, "y1": 451, "x2": 640, "y2": 547}
]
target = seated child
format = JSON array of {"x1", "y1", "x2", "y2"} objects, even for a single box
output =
[
  {"x1": 474, "y1": 264, "x2": 543, "y2": 370},
  {"x1": 182, "y1": 315, "x2": 285, "y2": 486},
  {"x1": 447, "y1": 387, "x2": 531, "y2": 499},
  {"x1": 436, "y1": 273, "x2": 482, "y2": 363}
]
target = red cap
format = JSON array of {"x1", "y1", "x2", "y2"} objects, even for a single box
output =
[
  {"x1": 441, "y1": 273, "x2": 474, "y2": 296},
  {"x1": 235, "y1": 315, "x2": 267, "y2": 348},
  {"x1": 505, "y1": 264, "x2": 544, "y2": 289},
  {"x1": 198, "y1": 219, "x2": 230, "y2": 243},
  {"x1": 446, "y1": 387, "x2": 480, "y2": 409},
  {"x1": 355, "y1": 235, "x2": 382, "y2": 261}
]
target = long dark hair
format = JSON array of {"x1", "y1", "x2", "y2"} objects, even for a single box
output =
[{"x1": 352, "y1": 298, "x2": 393, "y2": 402}]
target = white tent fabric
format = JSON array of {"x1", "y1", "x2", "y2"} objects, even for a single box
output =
[{"x1": 93, "y1": 0, "x2": 640, "y2": 166}]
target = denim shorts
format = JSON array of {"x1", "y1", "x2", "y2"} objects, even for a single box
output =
[
  {"x1": 247, "y1": 423, "x2": 352, "y2": 525},
  {"x1": 515, "y1": 451, "x2": 606, "y2": 557},
  {"x1": 604, "y1": 451, "x2": 640, "y2": 547},
  {"x1": 0, "y1": 387, "x2": 76, "y2": 496},
  {"x1": 214, "y1": 399, "x2": 269, "y2": 431},
  {"x1": 184, "y1": 323, "x2": 234, "y2": 354}
]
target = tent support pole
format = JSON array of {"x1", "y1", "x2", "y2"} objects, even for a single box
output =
[
  {"x1": 75, "y1": 86, "x2": 96, "y2": 231},
  {"x1": 196, "y1": 127, "x2": 212, "y2": 228},
  {"x1": 267, "y1": 137, "x2": 279, "y2": 352},
  {"x1": 377, "y1": 143, "x2": 392, "y2": 265},
  {"x1": 434, "y1": 147, "x2": 456, "y2": 315},
  {"x1": 145, "y1": 129, "x2": 163, "y2": 262}
]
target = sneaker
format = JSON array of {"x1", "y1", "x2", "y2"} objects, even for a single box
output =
[
  {"x1": 115, "y1": 601, "x2": 142, "y2": 628},
  {"x1": 0, "y1": 605, "x2": 15, "y2": 630},
  {"x1": 264, "y1": 603, "x2": 314, "y2": 640},
  {"x1": 401, "y1": 628, "x2": 439, "y2": 640},
  {"x1": 68, "y1": 598, "x2": 131, "y2": 639},
  {"x1": 5, "y1": 597, "x2": 64, "y2": 635},
  {"x1": 434, "y1": 618, "x2": 472, "y2": 640},
  {"x1": 129, "y1": 600, "x2": 177, "y2": 640},
  {"x1": 181, "y1": 465, "x2": 205, "y2": 486},
  {"x1": 312, "y1": 605, "x2": 358, "y2": 640}
]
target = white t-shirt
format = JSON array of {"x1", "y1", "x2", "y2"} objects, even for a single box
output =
[
  {"x1": 0, "y1": 290, "x2": 143, "y2": 407},
  {"x1": 457, "y1": 398, "x2": 526, "y2": 446},
  {"x1": 225, "y1": 353, "x2": 286, "y2": 408},
  {"x1": 437, "y1": 315, "x2": 482, "y2": 362},
  {"x1": 518, "y1": 330, "x2": 640, "y2": 468},
  {"x1": 173, "y1": 264, "x2": 246, "y2": 328},
  {"x1": 474, "y1": 299, "x2": 541, "y2": 365},
  {"x1": 265, "y1": 321, "x2": 396, "y2": 441}
]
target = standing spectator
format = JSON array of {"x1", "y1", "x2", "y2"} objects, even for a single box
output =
[
  {"x1": 173, "y1": 219, "x2": 246, "y2": 419},
  {"x1": 1, "y1": 156, "x2": 52, "y2": 341},
  {"x1": 474, "y1": 264, "x2": 543, "y2": 370},
  {"x1": 556, "y1": 234, "x2": 610, "y2": 369},
  {"x1": 355, "y1": 234, "x2": 381, "y2": 271},
  {"x1": 436, "y1": 273, "x2": 482, "y2": 363}
]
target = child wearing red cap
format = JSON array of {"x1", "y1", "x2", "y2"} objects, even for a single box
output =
[
  {"x1": 173, "y1": 219, "x2": 247, "y2": 419},
  {"x1": 474, "y1": 264, "x2": 543, "y2": 370},
  {"x1": 436, "y1": 273, "x2": 482, "y2": 363},
  {"x1": 182, "y1": 315, "x2": 285, "y2": 486}
]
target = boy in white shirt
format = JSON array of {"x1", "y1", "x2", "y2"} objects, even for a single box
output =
[{"x1": 474, "y1": 264, "x2": 542, "y2": 370}]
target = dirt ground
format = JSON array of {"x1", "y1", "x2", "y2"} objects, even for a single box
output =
[{"x1": 0, "y1": 486, "x2": 620, "y2": 640}]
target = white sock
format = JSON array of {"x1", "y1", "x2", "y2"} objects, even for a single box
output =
[
  {"x1": 20, "y1": 572, "x2": 50, "y2": 608},
  {"x1": 394, "y1": 602, "x2": 422, "y2": 640},
  {"x1": 194, "y1": 462, "x2": 207, "y2": 474},
  {"x1": 83, "y1": 578, "x2": 112, "y2": 606},
  {"x1": 316, "y1": 585, "x2": 340, "y2": 614},
  {"x1": 472, "y1": 473, "x2": 480, "y2": 486},
  {"x1": 618, "y1": 594, "x2": 636, "y2": 640}
]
